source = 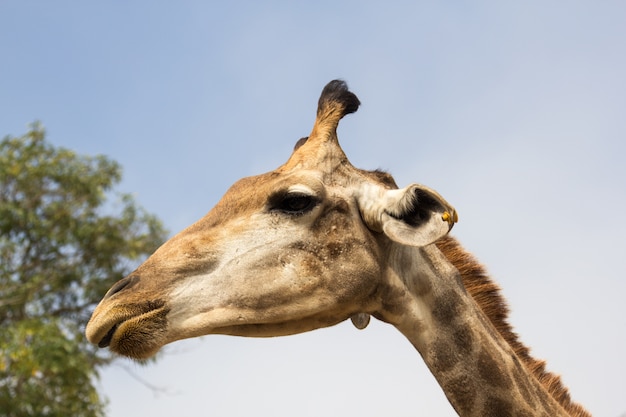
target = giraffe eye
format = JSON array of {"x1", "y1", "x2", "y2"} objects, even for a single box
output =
[{"x1": 270, "y1": 192, "x2": 318, "y2": 215}]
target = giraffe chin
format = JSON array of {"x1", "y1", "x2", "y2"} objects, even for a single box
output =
[
  {"x1": 113, "y1": 311, "x2": 169, "y2": 359},
  {"x1": 94, "y1": 304, "x2": 170, "y2": 360}
]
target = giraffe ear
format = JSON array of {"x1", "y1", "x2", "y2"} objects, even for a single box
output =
[{"x1": 374, "y1": 184, "x2": 458, "y2": 247}]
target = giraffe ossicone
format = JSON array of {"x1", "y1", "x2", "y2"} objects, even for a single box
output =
[{"x1": 86, "y1": 80, "x2": 590, "y2": 417}]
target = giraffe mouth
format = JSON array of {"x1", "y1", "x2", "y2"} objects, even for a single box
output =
[
  {"x1": 87, "y1": 299, "x2": 170, "y2": 359},
  {"x1": 97, "y1": 324, "x2": 118, "y2": 348}
]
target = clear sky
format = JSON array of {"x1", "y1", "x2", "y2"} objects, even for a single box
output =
[{"x1": 2, "y1": 2, "x2": 625, "y2": 416}]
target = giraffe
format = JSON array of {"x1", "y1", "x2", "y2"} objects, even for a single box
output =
[{"x1": 86, "y1": 80, "x2": 591, "y2": 417}]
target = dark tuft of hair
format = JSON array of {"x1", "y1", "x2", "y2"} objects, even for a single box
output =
[
  {"x1": 293, "y1": 137, "x2": 308, "y2": 151},
  {"x1": 318, "y1": 80, "x2": 361, "y2": 118},
  {"x1": 367, "y1": 169, "x2": 398, "y2": 188}
]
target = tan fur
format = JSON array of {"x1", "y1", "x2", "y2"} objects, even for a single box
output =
[
  {"x1": 86, "y1": 80, "x2": 591, "y2": 416},
  {"x1": 436, "y1": 236, "x2": 591, "y2": 417}
]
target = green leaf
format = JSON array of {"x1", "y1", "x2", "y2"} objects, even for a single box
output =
[{"x1": 0, "y1": 124, "x2": 168, "y2": 416}]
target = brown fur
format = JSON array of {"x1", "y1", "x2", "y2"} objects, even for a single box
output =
[{"x1": 435, "y1": 236, "x2": 591, "y2": 417}]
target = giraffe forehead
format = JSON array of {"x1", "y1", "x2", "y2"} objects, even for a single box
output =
[{"x1": 203, "y1": 166, "x2": 382, "y2": 226}]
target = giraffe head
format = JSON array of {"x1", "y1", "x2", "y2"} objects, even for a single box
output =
[{"x1": 85, "y1": 80, "x2": 457, "y2": 359}]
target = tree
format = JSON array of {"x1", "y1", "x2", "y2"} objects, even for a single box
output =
[{"x1": 0, "y1": 123, "x2": 168, "y2": 416}]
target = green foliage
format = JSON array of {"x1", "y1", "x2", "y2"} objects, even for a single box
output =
[
  {"x1": 0, "y1": 320, "x2": 102, "y2": 417},
  {"x1": 0, "y1": 123, "x2": 168, "y2": 416}
]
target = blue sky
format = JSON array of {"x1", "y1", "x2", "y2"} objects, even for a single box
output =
[{"x1": 2, "y1": 2, "x2": 625, "y2": 416}]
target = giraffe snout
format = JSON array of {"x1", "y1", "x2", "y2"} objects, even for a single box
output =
[{"x1": 103, "y1": 274, "x2": 140, "y2": 300}]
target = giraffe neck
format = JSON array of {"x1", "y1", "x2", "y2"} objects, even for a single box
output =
[{"x1": 387, "y1": 244, "x2": 570, "y2": 417}]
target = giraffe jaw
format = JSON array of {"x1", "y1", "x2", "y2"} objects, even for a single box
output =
[{"x1": 88, "y1": 294, "x2": 365, "y2": 359}]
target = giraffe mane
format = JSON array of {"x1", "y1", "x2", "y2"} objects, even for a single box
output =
[{"x1": 435, "y1": 236, "x2": 592, "y2": 417}]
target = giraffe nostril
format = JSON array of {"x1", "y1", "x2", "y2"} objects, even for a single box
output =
[{"x1": 104, "y1": 275, "x2": 139, "y2": 299}]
